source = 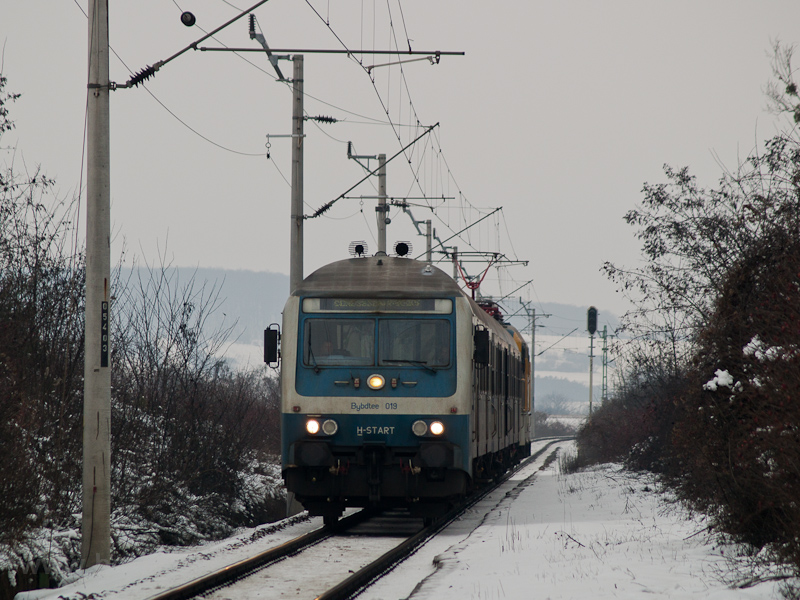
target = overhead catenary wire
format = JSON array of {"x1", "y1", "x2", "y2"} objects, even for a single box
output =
[
  {"x1": 72, "y1": 0, "x2": 530, "y2": 295},
  {"x1": 72, "y1": 0, "x2": 275, "y2": 157},
  {"x1": 309, "y1": 123, "x2": 438, "y2": 218},
  {"x1": 149, "y1": 2, "x2": 500, "y2": 257},
  {"x1": 537, "y1": 328, "x2": 579, "y2": 356},
  {"x1": 413, "y1": 207, "x2": 502, "y2": 260},
  {"x1": 74, "y1": 0, "x2": 409, "y2": 160},
  {"x1": 302, "y1": 1, "x2": 461, "y2": 211}
]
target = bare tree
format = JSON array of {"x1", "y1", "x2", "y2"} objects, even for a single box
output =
[
  {"x1": 110, "y1": 256, "x2": 283, "y2": 553},
  {"x1": 0, "y1": 72, "x2": 85, "y2": 541},
  {"x1": 766, "y1": 40, "x2": 800, "y2": 123},
  {"x1": 584, "y1": 45, "x2": 800, "y2": 576},
  {"x1": 1, "y1": 73, "x2": 283, "y2": 573}
]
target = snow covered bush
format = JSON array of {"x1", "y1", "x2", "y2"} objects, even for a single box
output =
[
  {"x1": 588, "y1": 49, "x2": 800, "y2": 575},
  {"x1": 673, "y1": 225, "x2": 800, "y2": 566},
  {"x1": 583, "y1": 125, "x2": 800, "y2": 578}
]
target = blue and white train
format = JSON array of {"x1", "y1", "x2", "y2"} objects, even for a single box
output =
[{"x1": 266, "y1": 254, "x2": 532, "y2": 524}]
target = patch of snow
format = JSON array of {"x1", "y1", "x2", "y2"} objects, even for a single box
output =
[
  {"x1": 743, "y1": 337, "x2": 796, "y2": 362},
  {"x1": 703, "y1": 369, "x2": 735, "y2": 391},
  {"x1": 546, "y1": 415, "x2": 586, "y2": 428}
]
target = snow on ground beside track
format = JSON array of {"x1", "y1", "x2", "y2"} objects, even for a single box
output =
[
  {"x1": 17, "y1": 441, "x2": 794, "y2": 600},
  {"x1": 544, "y1": 415, "x2": 586, "y2": 428},
  {"x1": 13, "y1": 513, "x2": 333, "y2": 600},
  {"x1": 365, "y1": 442, "x2": 790, "y2": 599}
]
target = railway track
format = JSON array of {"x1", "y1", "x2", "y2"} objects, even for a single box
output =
[{"x1": 146, "y1": 438, "x2": 570, "y2": 600}]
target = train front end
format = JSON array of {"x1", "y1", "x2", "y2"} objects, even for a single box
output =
[{"x1": 278, "y1": 257, "x2": 472, "y2": 522}]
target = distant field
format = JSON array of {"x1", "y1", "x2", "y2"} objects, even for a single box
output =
[{"x1": 547, "y1": 415, "x2": 586, "y2": 429}]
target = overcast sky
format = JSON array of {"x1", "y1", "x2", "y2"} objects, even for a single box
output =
[{"x1": 4, "y1": 1, "x2": 800, "y2": 325}]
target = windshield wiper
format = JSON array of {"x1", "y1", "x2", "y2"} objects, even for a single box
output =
[
  {"x1": 382, "y1": 358, "x2": 436, "y2": 373},
  {"x1": 308, "y1": 338, "x2": 320, "y2": 373}
]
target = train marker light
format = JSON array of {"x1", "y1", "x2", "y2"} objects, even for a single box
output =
[
  {"x1": 412, "y1": 420, "x2": 428, "y2": 436},
  {"x1": 367, "y1": 374, "x2": 385, "y2": 390},
  {"x1": 394, "y1": 241, "x2": 412, "y2": 257},
  {"x1": 321, "y1": 419, "x2": 339, "y2": 435},
  {"x1": 306, "y1": 419, "x2": 320, "y2": 435},
  {"x1": 348, "y1": 240, "x2": 369, "y2": 257},
  {"x1": 430, "y1": 421, "x2": 445, "y2": 436}
]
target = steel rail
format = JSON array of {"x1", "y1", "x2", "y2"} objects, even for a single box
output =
[
  {"x1": 145, "y1": 438, "x2": 571, "y2": 600},
  {"x1": 316, "y1": 438, "x2": 572, "y2": 600},
  {"x1": 143, "y1": 509, "x2": 373, "y2": 600}
]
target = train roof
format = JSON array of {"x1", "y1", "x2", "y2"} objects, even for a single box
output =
[
  {"x1": 294, "y1": 255, "x2": 525, "y2": 352},
  {"x1": 293, "y1": 255, "x2": 462, "y2": 298}
]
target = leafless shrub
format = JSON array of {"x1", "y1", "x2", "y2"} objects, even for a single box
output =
[
  {"x1": 673, "y1": 227, "x2": 800, "y2": 565},
  {"x1": 110, "y1": 259, "x2": 282, "y2": 551},
  {"x1": 0, "y1": 72, "x2": 85, "y2": 542},
  {"x1": 584, "y1": 44, "x2": 800, "y2": 576},
  {"x1": 533, "y1": 411, "x2": 578, "y2": 438}
]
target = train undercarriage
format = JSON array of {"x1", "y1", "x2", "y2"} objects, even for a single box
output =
[{"x1": 285, "y1": 441, "x2": 532, "y2": 524}]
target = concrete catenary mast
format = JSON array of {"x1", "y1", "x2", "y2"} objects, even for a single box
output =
[
  {"x1": 289, "y1": 55, "x2": 304, "y2": 293},
  {"x1": 377, "y1": 153, "x2": 387, "y2": 254},
  {"x1": 84, "y1": 0, "x2": 112, "y2": 567}
]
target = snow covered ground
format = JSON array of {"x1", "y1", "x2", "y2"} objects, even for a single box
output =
[
  {"x1": 367, "y1": 444, "x2": 790, "y2": 599},
  {"x1": 18, "y1": 442, "x2": 793, "y2": 600}
]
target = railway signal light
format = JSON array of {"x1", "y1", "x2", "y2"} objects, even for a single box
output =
[{"x1": 587, "y1": 306, "x2": 598, "y2": 335}]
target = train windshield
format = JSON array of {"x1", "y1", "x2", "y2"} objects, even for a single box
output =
[
  {"x1": 304, "y1": 319, "x2": 375, "y2": 366},
  {"x1": 378, "y1": 319, "x2": 451, "y2": 367}
]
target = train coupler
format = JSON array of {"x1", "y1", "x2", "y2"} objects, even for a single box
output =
[
  {"x1": 401, "y1": 459, "x2": 422, "y2": 475},
  {"x1": 328, "y1": 459, "x2": 349, "y2": 476}
]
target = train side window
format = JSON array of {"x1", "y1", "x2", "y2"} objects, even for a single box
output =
[
  {"x1": 503, "y1": 349, "x2": 509, "y2": 401},
  {"x1": 491, "y1": 347, "x2": 496, "y2": 394},
  {"x1": 473, "y1": 328, "x2": 490, "y2": 365}
]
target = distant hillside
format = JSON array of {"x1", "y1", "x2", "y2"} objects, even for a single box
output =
[
  {"x1": 535, "y1": 376, "x2": 595, "y2": 415},
  {"x1": 118, "y1": 266, "x2": 610, "y2": 413}
]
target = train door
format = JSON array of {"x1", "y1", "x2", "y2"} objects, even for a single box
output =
[{"x1": 472, "y1": 350, "x2": 480, "y2": 456}]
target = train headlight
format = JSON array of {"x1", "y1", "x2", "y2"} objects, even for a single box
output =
[
  {"x1": 367, "y1": 374, "x2": 385, "y2": 390},
  {"x1": 412, "y1": 420, "x2": 428, "y2": 437},
  {"x1": 321, "y1": 419, "x2": 339, "y2": 435},
  {"x1": 430, "y1": 421, "x2": 445, "y2": 436},
  {"x1": 306, "y1": 419, "x2": 320, "y2": 435}
]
